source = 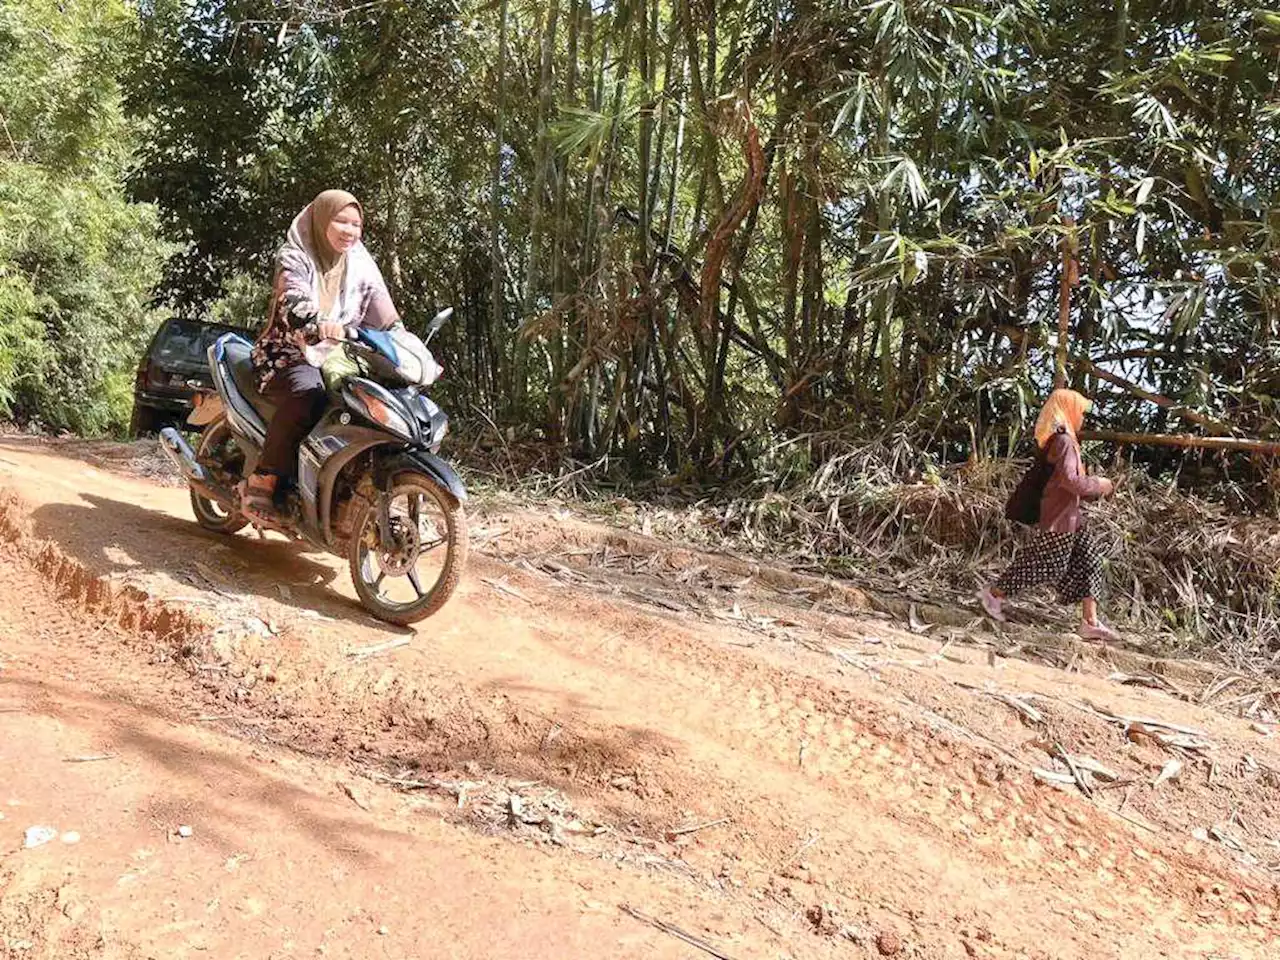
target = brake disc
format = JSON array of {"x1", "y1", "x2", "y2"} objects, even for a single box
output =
[{"x1": 376, "y1": 516, "x2": 421, "y2": 577}]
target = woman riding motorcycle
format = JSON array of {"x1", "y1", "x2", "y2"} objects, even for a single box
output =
[{"x1": 244, "y1": 189, "x2": 399, "y2": 525}]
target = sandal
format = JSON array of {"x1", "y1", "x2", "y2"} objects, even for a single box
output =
[
  {"x1": 977, "y1": 585, "x2": 1007, "y2": 622},
  {"x1": 1080, "y1": 619, "x2": 1121, "y2": 643},
  {"x1": 241, "y1": 473, "x2": 283, "y2": 529}
]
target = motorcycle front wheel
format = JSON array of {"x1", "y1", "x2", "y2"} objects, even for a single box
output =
[{"x1": 348, "y1": 471, "x2": 468, "y2": 625}]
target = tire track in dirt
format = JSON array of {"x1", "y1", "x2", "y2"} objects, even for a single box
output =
[
  {"x1": 0, "y1": 441, "x2": 1276, "y2": 959},
  {"x1": 0, "y1": 489, "x2": 212, "y2": 652},
  {"x1": 474, "y1": 582, "x2": 1278, "y2": 956},
  {"x1": 0, "y1": 559, "x2": 730, "y2": 960}
]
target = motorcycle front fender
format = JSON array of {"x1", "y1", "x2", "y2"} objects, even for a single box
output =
[{"x1": 384, "y1": 449, "x2": 468, "y2": 504}]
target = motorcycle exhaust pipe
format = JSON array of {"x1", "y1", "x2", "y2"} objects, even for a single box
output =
[
  {"x1": 159, "y1": 427, "x2": 236, "y2": 508},
  {"x1": 159, "y1": 427, "x2": 207, "y2": 483}
]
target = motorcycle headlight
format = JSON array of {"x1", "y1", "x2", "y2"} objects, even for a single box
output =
[{"x1": 348, "y1": 383, "x2": 416, "y2": 441}]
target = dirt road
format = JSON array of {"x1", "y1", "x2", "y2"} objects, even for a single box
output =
[{"x1": 1, "y1": 435, "x2": 1276, "y2": 959}]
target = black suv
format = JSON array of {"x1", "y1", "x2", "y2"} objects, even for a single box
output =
[{"x1": 130, "y1": 318, "x2": 252, "y2": 437}]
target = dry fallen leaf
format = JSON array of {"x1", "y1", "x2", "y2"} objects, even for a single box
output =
[
  {"x1": 1152, "y1": 758, "x2": 1183, "y2": 790},
  {"x1": 907, "y1": 603, "x2": 932, "y2": 635}
]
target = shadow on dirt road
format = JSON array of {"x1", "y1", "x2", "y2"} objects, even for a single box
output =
[{"x1": 26, "y1": 490, "x2": 416, "y2": 635}]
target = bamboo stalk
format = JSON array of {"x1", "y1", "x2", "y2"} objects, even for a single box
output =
[
  {"x1": 489, "y1": 0, "x2": 511, "y2": 404},
  {"x1": 1081, "y1": 430, "x2": 1280, "y2": 455},
  {"x1": 1075, "y1": 357, "x2": 1232, "y2": 436},
  {"x1": 1000, "y1": 324, "x2": 1233, "y2": 435},
  {"x1": 1056, "y1": 217, "x2": 1077, "y2": 389}
]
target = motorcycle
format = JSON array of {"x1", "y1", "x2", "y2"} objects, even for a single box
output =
[{"x1": 158, "y1": 309, "x2": 467, "y2": 625}]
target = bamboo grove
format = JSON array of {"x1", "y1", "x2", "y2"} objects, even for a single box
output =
[{"x1": 5, "y1": 0, "x2": 1279, "y2": 474}]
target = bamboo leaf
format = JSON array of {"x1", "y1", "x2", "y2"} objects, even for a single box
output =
[{"x1": 1135, "y1": 177, "x2": 1155, "y2": 206}]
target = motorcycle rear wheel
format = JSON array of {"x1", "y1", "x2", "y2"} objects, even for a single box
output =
[
  {"x1": 190, "y1": 418, "x2": 249, "y2": 535},
  {"x1": 348, "y1": 471, "x2": 468, "y2": 625}
]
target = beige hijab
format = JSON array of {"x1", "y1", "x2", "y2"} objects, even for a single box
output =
[
  {"x1": 307, "y1": 189, "x2": 363, "y2": 316},
  {"x1": 1034, "y1": 388, "x2": 1092, "y2": 448}
]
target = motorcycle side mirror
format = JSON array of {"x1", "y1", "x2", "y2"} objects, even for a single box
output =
[{"x1": 425, "y1": 308, "x2": 453, "y2": 344}]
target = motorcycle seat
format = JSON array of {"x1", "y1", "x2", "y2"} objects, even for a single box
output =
[{"x1": 222, "y1": 338, "x2": 277, "y2": 426}]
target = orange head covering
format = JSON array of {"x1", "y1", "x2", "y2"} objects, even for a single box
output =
[{"x1": 1034, "y1": 388, "x2": 1091, "y2": 448}]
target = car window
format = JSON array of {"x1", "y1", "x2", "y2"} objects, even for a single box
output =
[{"x1": 153, "y1": 321, "x2": 232, "y2": 365}]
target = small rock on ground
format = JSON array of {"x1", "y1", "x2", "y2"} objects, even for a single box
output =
[
  {"x1": 23, "y1": 826, "x2": 57, "y2": 849},
  {"x1": 877, "y1": 929, "x2": 902, "y2": 956}
]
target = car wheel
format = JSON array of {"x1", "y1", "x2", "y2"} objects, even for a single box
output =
[{"x1": 130, "y1": 404, "x2": 163, "y2": 438}]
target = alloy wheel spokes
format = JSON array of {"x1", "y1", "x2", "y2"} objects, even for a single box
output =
[{"x1": 358, "y1": 487, "x2": 450, "y2": 608}]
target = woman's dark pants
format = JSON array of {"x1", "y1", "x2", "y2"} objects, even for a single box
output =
[{"x1": 257, "y1": 364, "x2": 328, "y2": 482}]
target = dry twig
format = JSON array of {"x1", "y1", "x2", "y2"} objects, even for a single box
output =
[
  {"x1": 481, "y1": 577, "x2": 533, "y2": 604},
  {"x1": 620, "y1": 905, "x2": 740, "y2": 960},
  {"x1": 1055, "y1": 744, "x2": 1095, "y2": 798},
  {"x1": 989, "y1": 692, "x2": 1045, "y2": 726},
  {"x1": 668, "y1": 817, "x2": 731, "y2": 837},
  {"x1": 347, "y1": 637, "x2": 410, "y2": 659}
]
